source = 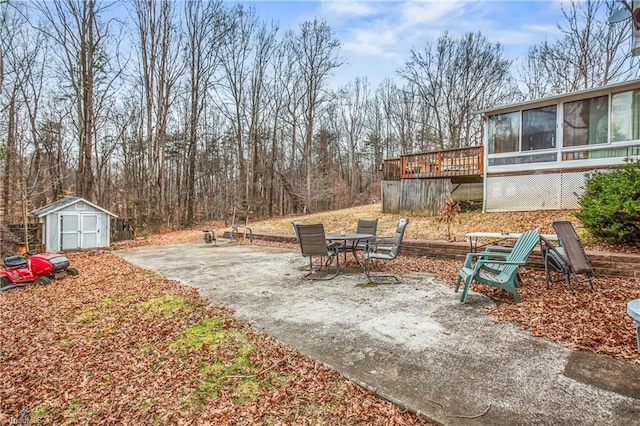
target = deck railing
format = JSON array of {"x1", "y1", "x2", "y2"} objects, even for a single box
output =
[{"x1": 382, "y1": 146, "x2": 483, "y2": 180}]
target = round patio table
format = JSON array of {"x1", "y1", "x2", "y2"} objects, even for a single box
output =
[{"x1": 325, "y1": 233, "x2": 374, "y2": 268}]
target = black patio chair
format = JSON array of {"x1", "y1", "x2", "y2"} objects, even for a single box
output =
[
  {"x1": 295, "y1": 223, "x2": 341, "y2": 280},
  {"x1": 363, "y1": 218, "x2": 409, "y2": 284},
  {"x1": 540, "y1": 221, "x2": 595, "y2": 290}
]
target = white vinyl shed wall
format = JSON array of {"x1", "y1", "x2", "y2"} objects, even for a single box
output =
[{"x1": 33, "y1": 197, "x2": 116, "y2": 252}]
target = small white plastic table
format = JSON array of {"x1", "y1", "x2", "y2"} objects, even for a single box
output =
[
  {"x1": 465, "y1": 232, "x2": 558, "y2": 252},
  {"x1": 627, "y1": 299, "x2": 640, "y2": 353}
]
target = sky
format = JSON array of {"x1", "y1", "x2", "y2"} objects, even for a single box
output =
[{"x1": 231, "y1": 0, "x2": 576, "y2": 88}]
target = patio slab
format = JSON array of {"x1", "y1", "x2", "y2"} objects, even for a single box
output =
[{"x1": 116, "y1": 242, "x2": 640, "y2": 426}]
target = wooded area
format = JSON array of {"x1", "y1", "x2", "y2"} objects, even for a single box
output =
[{"x1": 0, "y1": 0, "x2": 637, "y2": 231}]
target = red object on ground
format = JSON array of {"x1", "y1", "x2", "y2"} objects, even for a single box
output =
[{"x1": 0, "y1": 252, "x2": 78, "y2": 290}]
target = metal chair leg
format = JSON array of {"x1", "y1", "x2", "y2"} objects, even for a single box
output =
[
  {"x1": 364, "y1": 258, "x2": 400, "y2": 284},
  {"x1": 304, "y1": 254, "x2": 339, "y2": 280}
]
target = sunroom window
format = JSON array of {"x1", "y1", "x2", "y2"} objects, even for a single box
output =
[
  {"x1": 522, "y1": 105, "x2": 556, "y2": 151},
  {"x1": 563, "y1": 96, "x2": 608, "y2": 147},
  {"x1": 611, "y1": 89, "x2": 640, "y2": 142},
  {"x1": 488, "y1": 111, "x2": 519, "y2": 154}
]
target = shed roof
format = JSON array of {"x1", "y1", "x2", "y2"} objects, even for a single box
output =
[{"x1": 32, "y1": 196, "x2": 117, "y2": 218}]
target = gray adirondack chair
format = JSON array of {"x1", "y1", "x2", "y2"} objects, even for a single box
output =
[{"x1": 456, "y1": 228, "x2": 540, "y2": 303}]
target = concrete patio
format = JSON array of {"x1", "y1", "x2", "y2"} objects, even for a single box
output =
[{"x1": 116, "y1": 242, "x2": 640, "y2": 425}]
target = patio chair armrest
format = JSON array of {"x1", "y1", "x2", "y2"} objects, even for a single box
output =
[
  {"x1": 370, "y1": 237, "x2": 394, "y2": 244},
  {"x1": 474, "y1": 258, "x2": 526, "y2": 270},
  {"x1": 476, "y1": 250, "x2": 510, "y2": 258},
  {"x1": 463, "y1": 252, "x2": 477, "y2": 268},
  {"x1": 366, "y1": 237, "x2": 393, "y2": 252},
  {"x1": 540, "y1": 236, "x2": 567, "y2": 258},
  {"x1": 482, "y1": 246, "x2": 513, "y2": 253},
  {"x1": 463, "y1": 251, "x2": 510, "y2": 268}
]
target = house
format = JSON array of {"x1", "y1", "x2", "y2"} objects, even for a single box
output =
[
  {"x1": 32, "y1": 197, "x2": 117, "y2": 252},
  {"x1": 478, "y1": 78, "x2": 640, "y2": 212},
  {"x1": 381, "y1": 79, "x2": 640, "y2": 213}
]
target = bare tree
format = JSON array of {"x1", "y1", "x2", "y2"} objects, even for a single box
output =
[
  {"x1": 245, "y1": 21, "x2": 278, "y2": 216},
  {"x1": 33, "y1": 0, "x2": 120, "y2": 201},
  {"x1": 335, "y1": 77, "x2": 371, "y2": 193},
  {"x1": 286, "y1": 18, "x2": 342, "y2": 213},
  {"x1": 132, "y1": 0, "x2": 183, "y2": 228},
  {"x1": 521, "y1": 0, "x2": 637, "y2": 98},
  {"x1": 272, "y1": 36, "x2": 305, "y2": 214},
  {"x1": 376, "y1": 80, "x2": 421, "y2": 156},
  {"x1": 181, "y1": 0, "x2": 228, "y2": 226},
  {"x1": 400, "y1": 32, "x2": 516, "y2": 148},
  {"x1": 216, "y1": 5, "x2": 258, "y2": 207},
  {"x1": 0, "y1": 4, "x2": 53, "y2": 226},
  {"x1": 216, "y1": 5, "x2": 278, "y2": 215}
]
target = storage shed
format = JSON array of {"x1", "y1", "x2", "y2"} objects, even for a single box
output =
[{"x1": 32, "y1": 197, "x2": 117, "y2": 252}]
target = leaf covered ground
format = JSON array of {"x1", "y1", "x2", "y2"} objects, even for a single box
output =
[
  {"x1": 0, "y1": 251, "x2": 431, "y2": 425},
  {"x1": 2, "y1": 205, "x2": 639, "y2": 424}
]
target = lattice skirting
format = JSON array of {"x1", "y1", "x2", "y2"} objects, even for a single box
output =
[{"x1": 485, "y1": 171, "x2": 590, "y2": 212}]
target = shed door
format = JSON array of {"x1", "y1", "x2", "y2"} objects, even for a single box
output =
[
  {"x1": 60, "y1": 214, "x2": 80, "y2": 250},
  {"x1": 60, "y1": 213, "x2": 100, "y2": 250},
  {"x1": 81, "y1": 214, "x2": 99, "y2": 249}
]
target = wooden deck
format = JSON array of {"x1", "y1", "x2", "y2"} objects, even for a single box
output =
[{"x1": 383, "y1": 146, "x2": 483, "y2": 182}]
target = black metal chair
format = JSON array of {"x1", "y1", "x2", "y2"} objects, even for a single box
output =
[
  {"x1": 540, "y1": 221, "x2": 595, "y2": 290},
  {"x1": 294, "y1": 223, "x2": 341, "y2": 280},
  {"x1": 363, "y1": 218, "x2": 409, "y2": 283}
]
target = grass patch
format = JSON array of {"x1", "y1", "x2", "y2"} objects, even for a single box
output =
[
  {"x1": 142, "y1": 295, "x2": 188, "y2": 318},
  {"x1": 99, "y1": 296, "x2": 114, "y2": 307},
  {"x1": 75, "y1": 294, "x2": 136, "y2": 325},
  {"x1": 61, "y1": 399, "x2": 96, "y2": 425},
  {"x1": 170, "y1": 317, "x2": 232, "y2": 351},
  {"x1": 75, "y1": 309, "x2": 99, "y2": 324},
  {"x1": 32, "y1": 404, "x2": 50, "y2": 418},
  {"x1": 171, "y1": 317, "x2": 273, "y2": 404}
]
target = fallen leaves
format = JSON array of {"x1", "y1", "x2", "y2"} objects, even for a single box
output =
[{"x1": 0, "y1": 251, "x2": 432, "y2": 425}]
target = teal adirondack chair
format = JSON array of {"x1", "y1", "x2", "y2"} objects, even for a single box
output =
[{"x1": 456, "y1": 228, "x2": 540, "y2": 303}]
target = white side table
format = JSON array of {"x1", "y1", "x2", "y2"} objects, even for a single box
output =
[{"x1": 627, "y1": 299, "x2": 640, "y2": 353}]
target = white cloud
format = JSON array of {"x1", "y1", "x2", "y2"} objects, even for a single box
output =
[
  {"x1": 342, "y1": 25, "x2": 403, "y2": 58},
  {"x1": 339, "y1": 13, "x2": 402, "y2": 50},
  {"x1": 321, "y1": 0, "x2": 377, "y2": 17},
  {"x1": 399, "y1": 1, "x2": 464, "y2": 27}
]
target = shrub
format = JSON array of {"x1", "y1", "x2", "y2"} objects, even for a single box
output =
[{"x1": 575, "y1": 158, "x2": 640, "y2": 245}]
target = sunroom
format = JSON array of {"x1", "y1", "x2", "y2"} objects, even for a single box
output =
[{"x1": 480, "y1": 79, "x2": 640, "y2": 212}]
